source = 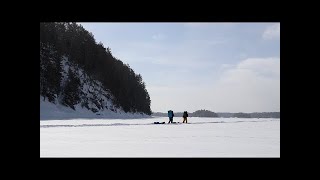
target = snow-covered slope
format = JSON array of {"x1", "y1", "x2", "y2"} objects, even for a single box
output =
[
  {"x1": 40, "y1": 96, "x2": 149, "y2": 120},
  {"x1": 40, "y1": 56, "x2": 150, "y2": 120}
]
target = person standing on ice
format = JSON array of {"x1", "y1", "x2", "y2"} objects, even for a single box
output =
[
  {"x1": 168, "y1": 110, "x2": 174, "y2": 123},
  {"x1": 183, "y1": 111, "x2": 188, "y2": 123}
]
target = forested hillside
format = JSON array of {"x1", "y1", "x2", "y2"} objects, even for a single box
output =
[{"x1": 40, "y1": 22, "x2": 151, "y2": 115}]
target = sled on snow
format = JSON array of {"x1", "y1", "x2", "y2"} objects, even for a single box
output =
[{"x1": 154, "y1": 122, "x2": 165, "y2": 124}]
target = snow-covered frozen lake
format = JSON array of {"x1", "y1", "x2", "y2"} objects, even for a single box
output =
[{"x1": 40, "y1": 117, "x2": 280, "y2": 157}]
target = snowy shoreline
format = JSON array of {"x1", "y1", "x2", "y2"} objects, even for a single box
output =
[{"x1": 40, "y1": 96, "x2": 151, "y2": 120}]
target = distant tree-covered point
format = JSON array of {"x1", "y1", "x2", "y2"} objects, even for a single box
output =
[{"x1": 192, "y1": 109, "x2": 218, "y2": 117}]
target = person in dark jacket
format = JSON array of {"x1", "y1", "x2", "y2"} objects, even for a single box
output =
[
  {"x1": 168, "y1": 110, "x2": 174, "y2": 123},
  {"x1": 183, "y1": 111, "x2": 188, "y2": 123}
]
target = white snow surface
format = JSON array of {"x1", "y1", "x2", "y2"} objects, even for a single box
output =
[{"x1": 40, "y1": 117, "x2": 280, "y2": 157}]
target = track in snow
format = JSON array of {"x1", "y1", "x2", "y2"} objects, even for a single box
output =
[{"x1": 40, "y1": 119, "x2": 277, "y2": 128}]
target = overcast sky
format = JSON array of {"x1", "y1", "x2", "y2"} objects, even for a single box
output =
[{"x1": 79, "y1": 22, "x2": 280, "y2": 113}]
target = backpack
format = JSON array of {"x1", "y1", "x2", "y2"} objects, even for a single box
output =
[{"x1": 183, "y1": 111, "x2": 188, "y2": 117}]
